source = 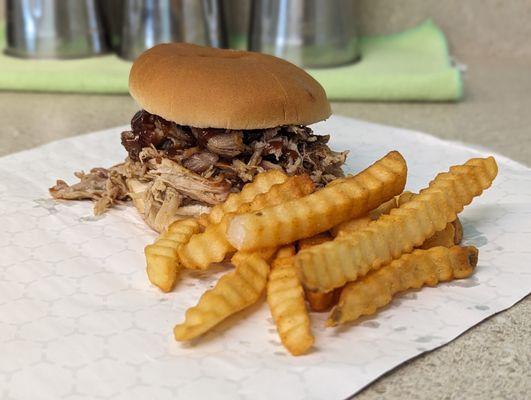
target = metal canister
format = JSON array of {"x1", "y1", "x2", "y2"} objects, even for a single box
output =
[
  {"x1": 98, "y1": 0, "x2": 124, "y2": 51},
  {"x1": 118, "y1": 0, "x2": 227, "y2": 61},
  {"x1": 5, "y1": 0, "x2": 108, "y2": 59},
  {"x1": 249, "y1": 0, "x2": 360, "y2": 68}
]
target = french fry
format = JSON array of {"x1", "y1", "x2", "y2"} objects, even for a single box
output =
[
  {"x1": 144, "y1": 219, "x2": 202, "y2": 292},
  {"x1": 267, "y1": 255, "x2": 314, "y2": 355},
  {"x1": 296, "y1": 233, "x2": 339, "y2": 312},
  {"x1": 179, "y1": 175, "x2": 315, "y2": 269},
  {"x1": 173, "y1": 253, "x2": 270, "y2": 341},
  {"x1": 453, "y1": 218, "x2": 463, "y2": 244},
  {"x1": 419, "y1": 218, "x2": 460, "y2": 249},
  {"x1": 146, "y1": 171, "x2": 288, "y2": 287},
  {"x1": 275, "y1": 245, "x2": 297, "y2": 259},
  {"x1": 207, "y1": 169, "x2": 288, "y2": 224},
  {"x1": 395, "y1": 190, "x2": 416, "y2": 206},
  {"x1": 308, "y1": 216, "x2": 462, "y2": 312},
  {"x1": 297, "y1": 233, "x2": 332, "y2": 250},
  {"x1": 304, "y1": 289, "x2": 341, "y2": 312},
  {"x1": 297, "y1": 157, "x2": 497, "y2": 292},
  {"x1": 295, "y1": 233, "x2": 336, "y2": 312},
  {"x1": 331, "y1": 216, "x2": 372, "y2": 238},
  {"x1": 327, "y1": 246, "x2": 478, "y2": 326},
  {"x1": 231, "y1": 247, "x2": 278, "y2": 265},
  {"x1": 226, "y1": 151, "x2": 408, "y2": 251},
  {"x1": 331, "y1": 191, "x2": 414, "y2": 238},
  {"x1": 196, "y1": 213, "x2": 211, "y2": 227},
  {"x1": 333, "y1": 191, "x2": 462, "y2": 249}
]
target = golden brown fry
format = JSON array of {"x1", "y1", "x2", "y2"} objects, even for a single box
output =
[
  {"x1": 296, "y1": 233, "x2": 339, "y2": 312},
  {"x1": 196, "y1": 213, "x2": 211, "y2": 227},
  {"x1": 453, "y1": 218, "x2": 463, "y2": 244},
  {"x1": 327, "y1": 246, "x2": 478, "y2": 326},
  {"x1": 331, "y1": 216, "x2": 372, "y2": 238},
  {"x1": 267, "y1": 255, "x2": 314, "y2": 356},
  {"x1": 419, "y1": 220, "x2": 458, "y2": 249},
  {"x1": 297, "y1": 232, "x2": 332, "y2": 250},
  {"x1": 227, "y1": 151, "x2": 408, "y2": 251},
  {"x1": 179, "y1": 175, "x2": 314, "y2": 269},
  {"x1": 230, "y1": 247, "x2": 278, "y2": 265},
  {"x1": 395, "y1": 191, "x2": 417, "y2": 206},
  {"x1": 207, "y1": 169, "x2": 288, "y2": 224},
  {"x1": 305, "y1": 289, "x2": 341, "y2": 312},
  {"x1": 144, "y1": 219, "x2": 202, "y2": 292},
  {"x1": 173, "y1": 253, "x2": 270, "y2": 341},
  {"x1": 334, "y1": 192, "x2": 462, "y2": 248},
  {"x1": 297, "y1": 156, "x2": 497, "y2": 292},
  {"x1": 237, "y1": 175, "x2": 315, "y2": 214},
  {"x1": 331, "y1": 191, "x2": 414, "y2": 238},
  {"x1": 178, "y1": 220, "x2": 231, "y2": 269},
  {"x1": 276, "y1": 245, "x2": 296, "y2": 259}
]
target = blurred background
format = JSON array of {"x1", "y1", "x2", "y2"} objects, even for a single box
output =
[
  {"x1": 0, "y1": 0, "x2": 530, "y2": 165},
  {"x1": 1, "y1": 0, "x2": 529, "y2": 60}
]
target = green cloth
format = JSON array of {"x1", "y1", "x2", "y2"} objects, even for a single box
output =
[
  {"x1": 0, "y1": 20, "x2": 461, "y2": 101},
  {"x1": 307, "y1": 20, "x2": 462, "y2": 101}
]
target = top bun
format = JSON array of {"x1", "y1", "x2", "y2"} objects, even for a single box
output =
[{"x1": 129, "y1": 43, "x2": 331, "y2": 130}]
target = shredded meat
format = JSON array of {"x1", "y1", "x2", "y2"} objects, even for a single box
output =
[
  {"x1": 182, "y1": 150, "x2": 219, "y2": 173},
  {"x1": 50, "y1": 110, "x2": 347, "y2": 230},
  {"x1": 50, "y1": 166, "x2": 129, "y2": 215},
  {"x1": 148, "y1": 159, "x2": 230, "y2": 205}
]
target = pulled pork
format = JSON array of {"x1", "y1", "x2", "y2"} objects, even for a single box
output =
[{"x1": 50, "y1": 110, "x2": 347, "y2": 231}]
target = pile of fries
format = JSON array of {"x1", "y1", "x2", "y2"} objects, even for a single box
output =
[{"x1": 144, "y1": 151, "x2": 498, "y2": 356}]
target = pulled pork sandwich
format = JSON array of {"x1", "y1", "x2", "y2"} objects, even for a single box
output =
[{"x1": 50, "y1": 43, "x2": 347, "y2": 232}]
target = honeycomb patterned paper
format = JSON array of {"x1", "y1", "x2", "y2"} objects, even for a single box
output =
[{"x1": 0, "y1": 115, "x2": 530, "y2": 400}]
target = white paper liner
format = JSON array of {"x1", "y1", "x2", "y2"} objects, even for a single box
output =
[{"x1": 0, "y1": 115, "x2": 530, "y2": 400}]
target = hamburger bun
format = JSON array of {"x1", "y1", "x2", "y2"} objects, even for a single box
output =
[{"x1": 129, "y1": 43, "x2": 331, "y2": 130}]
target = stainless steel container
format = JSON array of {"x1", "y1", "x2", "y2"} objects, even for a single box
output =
[
  {"x1": 118, "y1": 0, "x2": 227, "y2": 61},
  {"x1": 249, "y1": 0, "x2": 359, "y2": 68},
  {"x1": 5, "y1": 0, "x2": 108, "y2": 59},
  {"x1": 99, "y1": 0, "x2": 124, "y2": 51}
]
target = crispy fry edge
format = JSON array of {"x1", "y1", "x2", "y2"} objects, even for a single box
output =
[
  {"x1": 327, "y1": 246, "x2": 478, "y2": 326},
  {"x1": 173, "y1": 253, "x2": 270, "y2": 341},
  {"x1": 144, "y1": 219, "x2": 202, "y2": 292},
  {"x1": 297, "y1": 157, "x2": 497, "y2": 292},
  {"x1": 267, "y1": 255, "x2": 314, "y2": 356},
  {"x1": 227, "y1": 151, "x2": 408, "y2": 251}
]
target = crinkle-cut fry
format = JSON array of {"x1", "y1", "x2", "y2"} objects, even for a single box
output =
[
  {"x1": 276, "y1": 245, "x2": 296, "y2": 259},
  {"x1": 327, "y1": 246, "x2": 478, "y2": 326},
  {"x1": 173, "y1": 253, "x2": 270, "y2": 341},
  {"x1": 297, "y1": 156, "x2": 497, "y2": 292},
  {"x1": 334, "y1": 192, "x2": 461, "y2": 248},
  {"x1": 332, "y1": 216, "x2": 372, "y2": 238},
  {"x1": 419, "y1": 217, "x2": 461, "y2": 250},
  {"x1": 227, "y1": 151, "x2": 408, "y2": 251},
  {"x1": 207, "y1": 169, "x2": 287, "y2": 224},
  {"x1": 297, "y1": 233, "x2": 332, "y2": 251},
  {"x1": 196, "y1": 213, "x2": 211, "y2": 227},
  {"x1": 179, "y1": 175, "x2": 314, "y2": 269},
  {"x1": 297, "y1": 234, "x2": 337, "y2": 312},
  {"x1": 396, "y1": 190, "x2": 417, "y2": 206},
  {"x1": 331, "y1": 191, "x2": 414, "y2": 238},
  {"x1": 178, "y1": 220, "x2": 231, "y2": 270},
  {"x1": 267, "y1": 255, "x2": 314, "y2": 355},
  {"x1": 144, "y1": 219, "x2": 202, "y2": 292},
  {"x1": 452, "y1": 218, "x2": 463, "y2": 244},
  {"x1": 237, "y1": 174, "x2": 315, "y2": 214},
  {"x1": 231, "y1": 247, "x2": 278, "y2": 265},
  {"x1": 305, "y1": 289, "x2": 341, "y2": 312}
]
